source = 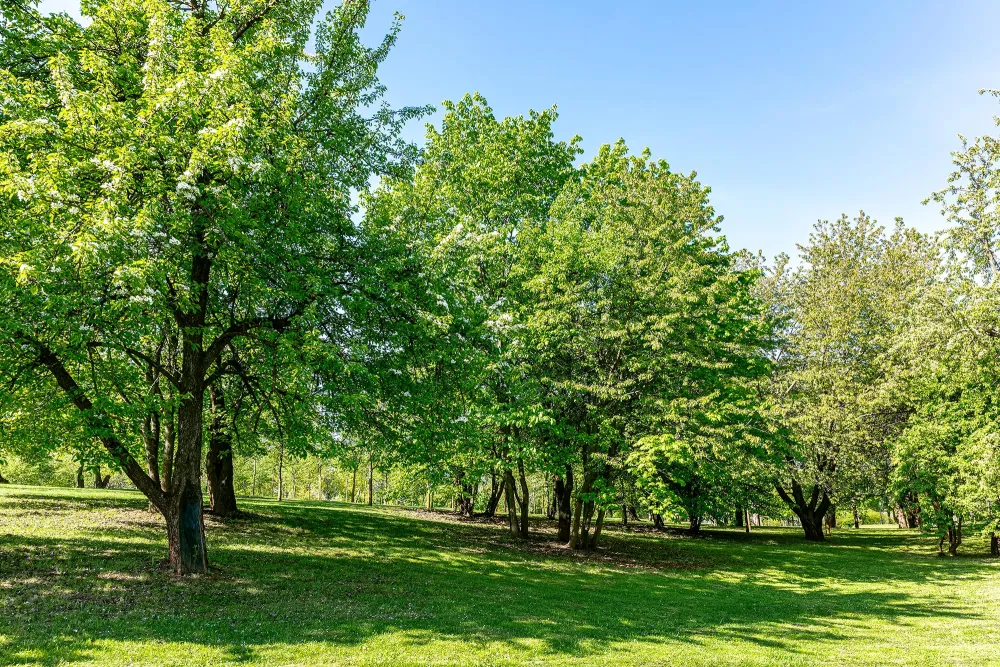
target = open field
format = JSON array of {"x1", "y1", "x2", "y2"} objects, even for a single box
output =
[{"x1": 1, "y1": 485, "x2": 999, "y2": 666}]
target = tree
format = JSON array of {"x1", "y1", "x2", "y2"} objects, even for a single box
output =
[
  {"x1": 362, "y1": 93, "x2": 580, "y2": 537},
  {"x1": 769, "y1": 214, "x2": 934, "y2": 540},
  {"x1": 530, "y1": 142, "x2": 773, "y2": 547},
  {"x1": 0, "y1": 0, "x2": 422, "y2": 573}
]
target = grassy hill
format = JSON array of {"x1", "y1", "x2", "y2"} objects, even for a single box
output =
[{"x1": 1, "y1": 485, "x2": 998, "y2": 666}]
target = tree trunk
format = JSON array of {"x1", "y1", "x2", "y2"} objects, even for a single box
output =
[
  {"x1": 0, "y1": 469, "x2": 7, "y2": 484},
  {"x1": 852, "y1": 501, "x2": 860, "y2": 529},
  {"x1": 556, "y1": 465, "x2": 574, "y2": 543},
  {"x1": 161, "y1": 405, "x2": 175, "y2": 494},
  {"x1": 652, "y1": 513, "x2": 665, "y2": 530},
  {"x1": 350, "y1": 467, "x2": 357, "y2": 503},
  {"x1": 744, "y1": 507, "x2": 751, "y2": 534},
  {"x1": 277, "y1": 442, "x2": 284, "y2": 501},
  {"x1": 735, "y1": 508, "x2": 744, "y2": 527},
  {"x1": 76, "y1": 462, "x2": 85, "y2": 488},
  {"x1": 990, "y1": 532, "x2": 999, "y2": 557},
  {"x1": 947, "y1": 517, "x2": 962, "y2": 556},
  {"x1": 687, "y1": 514, "x2": 702, "y2": 536},
  {"x1": 164, "y1": 388, "x2": 208, "y2": 574},
  {"x1": 516, "y1": 458, "x2": 530, "y2": 538},
  {"x1": 142, "y1": 408, "x2": 161, "y2": 487},
  {"x1": 206, "y1": 384, "x2": 238, "y2": 517},
  {"x1": 367, "y1": 455, "x2": 373, "y2": 506},
  {"x1": 621, "y1": 503, "x2": 629, "y2": 526},
  {"x1": 93, "y1": 466, "x2": 110, "y2": 488},
  {"x1": 503, "y1": 468, "x2": 525, "y2": 537},
  {"x1": 484, "y1": 472, "x2": 504, "y2": 518},
  {"x1": 775, "y1": 479, "x2": 830, "y2": 542}
]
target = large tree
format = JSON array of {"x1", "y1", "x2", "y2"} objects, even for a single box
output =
[{"x1": 0, "y1": 0, "x2": 422, "y2": 573}]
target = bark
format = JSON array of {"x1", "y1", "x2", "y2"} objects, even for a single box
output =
[
  {"x1": 206, "y1": 384, "x2": 238, "y2": 517},
  {"x1": 93, "y1": 466, "x2": 110, "y2": 488},
  {"x1": 991, "y1": 532, "x2": 999, "y2": 557},
  {"x1": 161, "y1": 405, "x2": 175, "y2": 494},
  {"x1": 570, "y1": 467, "x2": 603, "y2": 550},
  {"x1": 76, "y1": 462, "x2": 85, "y2": 488},
  {"x1": 547, "y1": 476, "x2": 558, "y2": 520},
  {"x1": 735, "y1": 508, "x2": 744, "y2": 528},
  {"x1": 277, "y1": 442, "x2": 284, "y2": 501},
  {"x1": 652, "y1": 513, "x2": 665, "y2": 530},
  {"x1": 628, "y1": 505, "x2": 638, "y2": 521},
  {"x1": 350, "y1": 467, "x2": 357, "y2": 503},
  {"x1": 852, "y1": 501, "x2": 860, "y2": 529},
  {"x1": 0, "y1": 469, "x2": 7, "y2": 484},
  {"x1": 142, "y1": 408, "x2": 161, "y2": 487},
  {"x1": 484, "y1": 472, "x2": 504, "y2": 518},
  {"x1": 744, "y1": 507, "x2": 751, "y2": 534},
  {"x1": 556, "y1": 465, "x2": 574, "y2": 543},
  {"x1": 454, "y1": 470, "x2": 475, "y2": 517},
  {"x1": 502, "y1": 466, "x2": 529, "y2": 538},
  {"x1": 367, "y1": 455, "x2": 373, "y2": 506},
  {"x1": 775, "y1": 479, "x2": 831, "y2": 541},
  {"x1": 687, "y1": 514, "x2": 702, "y2": 536},
  {"x1": 620, "y1": 504, "x2": 629, "y2": 526}
]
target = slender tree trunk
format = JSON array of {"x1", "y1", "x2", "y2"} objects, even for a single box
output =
[
  {"x1": 277, "y1": 442, "x2": 284, "y2": 501},
  {"x1": 206, "y1": 384, "x2": 238, "y2": 516},
  {"x1": 516, "y1": 458, "x2": 530, "y2": 538},
  {"x1": 251, "y1": 458, "x2": 257, "y2": 497},
  {"x1": 853, "y1": 501, "x2": 860, "y2": 529},
  {"x1": 556, "y1": 465, "x2": 573, "y2": 543},
  {"x1": 990, "y1": 532, "x2": 999, "y2": 557},
  {"x1": 76, "y1": 462, "x2": 85, "y2": 488},
  {"x1": 142, "y1": 409, "x2": 161, "y2": 487},
  {"x1": 484, "y1": 472, "x2": 505, "y2": 518},
  {"x1": 367, "y1": 455, "x2": 374, "y2": 506},
  {"x1": 744, "y1": 507, "x2": 751, "y2": 534},
  {"x1": 503, "y1": 468, "x2": 520, "y2": 537},
  {"x1": 161, "y1": 405, "x2": 175, "y2": 494},
  {"x1": 350, "y1": 467, "x2": 357, "y2": 503},
  {"x1": 652, "y1": 513, "x2": 665, "y2": 530}
]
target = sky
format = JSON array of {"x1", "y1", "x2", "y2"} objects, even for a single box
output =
[{"x1": 37, "y1": 0, "x2": 1000, "y2": 259}]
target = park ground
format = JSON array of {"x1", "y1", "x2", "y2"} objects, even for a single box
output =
[{"x1": 1, "y1": 485, "x2": 999, "y2": 666}]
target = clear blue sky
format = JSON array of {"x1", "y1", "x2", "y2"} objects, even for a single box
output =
[{"x1": 39, "y1": 0, "x2": 1000, "y2": 259}]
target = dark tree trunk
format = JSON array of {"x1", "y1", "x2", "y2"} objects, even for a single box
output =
[
  {"x1": 628, "y1": 505, "x2": 638, "y2": 521},
  {"x1": 454, "y1": 470, "x2": 475, "y2": 517},
  {"x1": 165, "y1": 387, "x2": 208, "y2": 574},
  {"x1": 206, "y1": 385, "x2": 238, "y2": 517},
  {"x1": 142, "y1": 408, "x2": 161, "y2": 487},
  {"x1": 502, "y1": 462, "x2": 530, "y2": 538},
  {"x1": 991, "y1": 532, "x2": 999, "y2": 557},
  {"x1": 547, "y1": 476, "x2": 558, "y2": 520},
  {"x1": 735, "y1": 508, "x2": 744, "y2": 527},
  {"x1": 826, "y1": 506, "x2": 837, "y2": 529},
  {"x1": 484, "y1": 472, "x2": 504, "y2": 518},
  {"x1": 367, "y1": 455, "x2": 373, "y2": 506},
  {"x1": 0, "y1": 469, "x2": 7, "y2": 484},
  {"x1": 687, "y1": 515, "x2": 702, "y2": 536},
  {"x1": 556, "y1": 465, "x2": 573, "y2": 543},
  {"x1": 570, "y1": 466, "x2": 604, "y2": 550},
  {"x1": 350, "y1": 467, "x2": 357, "y2": 503},
  {"x1": 853, "y1": 501, "x2": 860, "y2": 529},
  {"x1": 744, "y1": 507, "x2": 751, "y2": 534},
  {"x1": 621, "y1": 503, "x2": 629, "y2": 526},
  {"x1": 776, "y1": 479, "x2": 831, "y2": 542},
  {"x1": 652, "y1": 513, "x2": 665, "y2": 530},
  {"x1": 76, "y1": 462, "x2": 85, "y2": 488},
  {"x1": 93, "y1": 466, "x2": 110, "y2": 488}
]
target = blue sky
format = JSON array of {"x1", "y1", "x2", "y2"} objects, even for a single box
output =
[{"x1": 39, "y1": 0, "x2": 1000, "y2": 259}]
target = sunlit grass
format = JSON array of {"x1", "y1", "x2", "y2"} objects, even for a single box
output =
[{"x1": 1, "y1": 485, "x2": 999, "y2": 666}]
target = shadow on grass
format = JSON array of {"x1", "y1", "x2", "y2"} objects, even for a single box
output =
[{"x1": 0, "y1": 488, "x2": 994, "y2": 666}]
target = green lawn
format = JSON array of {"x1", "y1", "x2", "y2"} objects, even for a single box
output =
[{"x1": 1, "y1": 486, "x2": 998, "y2": 666}]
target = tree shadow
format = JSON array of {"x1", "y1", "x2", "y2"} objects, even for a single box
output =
[{"x1": 0, "y1": 488, "x2": 996, "y2": 666}]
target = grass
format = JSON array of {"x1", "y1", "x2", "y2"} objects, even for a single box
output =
[{"x1": 1, "y1": 486, "x2": 999, "y2": 666}]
